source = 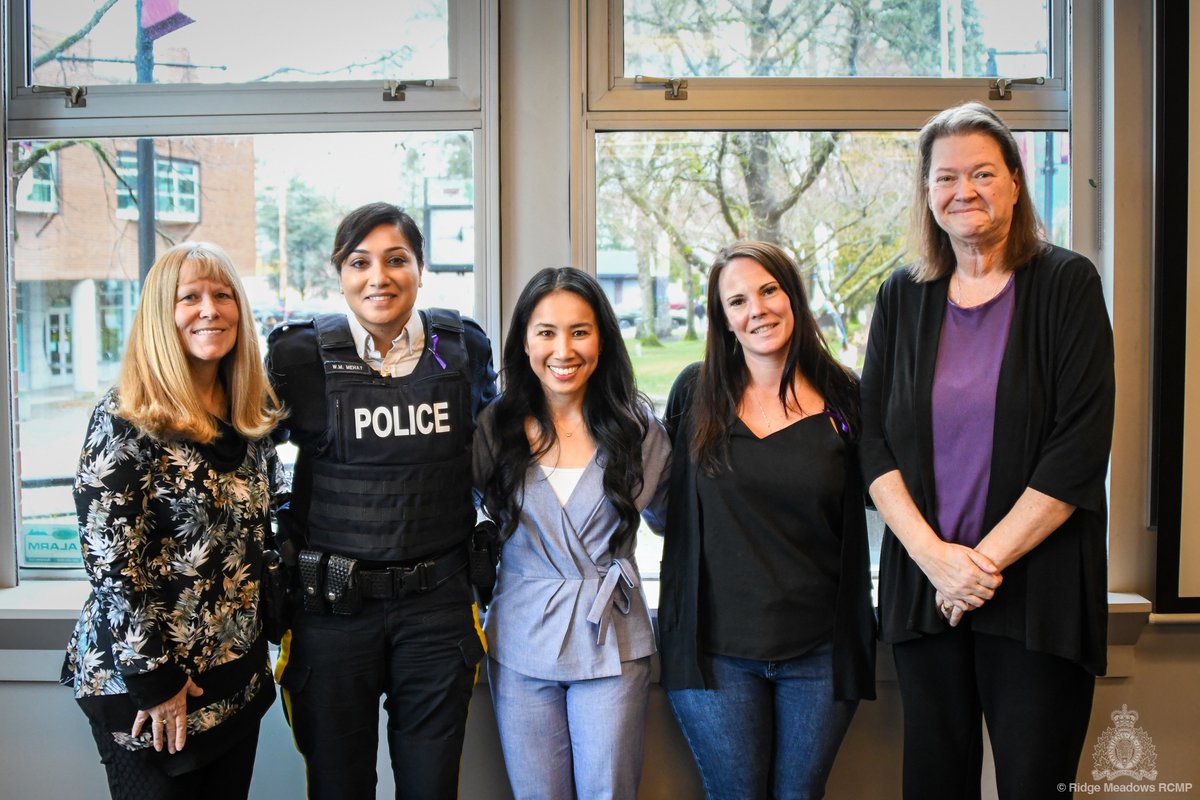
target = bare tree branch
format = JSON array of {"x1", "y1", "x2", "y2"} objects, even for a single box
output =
[
  {"x1": 838, "y1": 250, "x2": 904, "y2": 308},
  {"x1": 767, "y1": 132, "x2": 840, "y2": 226},
  {"x1": 251, "y1": 50, "x2": 413, "y2": 82},
  {"x1": 14, "y1": 138, "x2": 186, "y2": 243},
  {"x1": 612, "y1": 161, "x2": 709, "y2": 273},
  {"x1": 31, "y1": 0, "x2": 120, "y2": 70},
  {"x1": 711, "y1": 134, "x2": 743, "y2": 238}
]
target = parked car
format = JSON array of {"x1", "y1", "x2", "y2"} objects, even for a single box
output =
[{"x1": 615, "y1": 303, "x2": 687, "y2": 330}]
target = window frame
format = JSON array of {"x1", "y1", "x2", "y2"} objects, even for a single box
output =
[
  {"x1": 577, "y1": 0, "x2": 1086, "y2": 279},
  {"x1": 0, "y1": 0, "x2": 501, "y2": 588},
  {"x1": 574, "y1": 0, "x2": 1098, "y2": 580},
  {"x1": 6, "y1": 0, "x2": 484, "y2": 124},
  {"x1": 586, "y1": 0, "x2": 1070, "y2": 116}
]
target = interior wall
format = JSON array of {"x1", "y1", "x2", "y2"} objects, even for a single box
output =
[
  {"x1": 1105, "y1": 0, "x2": 1158, "y2": 597},
  {"x1": 498, "y1": 0, "x2": 574, "y2": 331}
]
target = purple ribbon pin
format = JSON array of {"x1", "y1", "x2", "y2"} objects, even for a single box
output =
[{"x1": 429, "y1": 334, "x2": 447, "y2": 369}]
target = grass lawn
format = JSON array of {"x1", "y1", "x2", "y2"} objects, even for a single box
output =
[{"x1": 627, "y1": 336, "x2": 706, "y2": 405}]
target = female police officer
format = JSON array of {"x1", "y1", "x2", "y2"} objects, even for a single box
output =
[{"x1": 267, "y1": 202, "x2": 497, "y2": 799}]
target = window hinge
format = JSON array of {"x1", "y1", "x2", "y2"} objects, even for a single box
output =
[
  {"x1": 989, "y1": 76, "x2": 1045, "y2": 100},
  {"x1": 635, "y1": 75, "x2": 688, "y2": 101},
  {"x1": 30, "y1": 84, "x2": 87, "y2": 108},
  {"x1": 382, "y1": 79, "x2": 434, "y2": 102}
]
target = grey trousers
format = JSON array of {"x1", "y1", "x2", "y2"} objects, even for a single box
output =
[{"x1": 488, "y1": 654, "x2": 652, "y2": 800}]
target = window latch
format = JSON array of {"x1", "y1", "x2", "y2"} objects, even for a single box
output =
[
  {"x1": 635, "y1": 75, "x2": 688, "y2": 101},
  {"x1": 989, "y1": 76, "x2": 1045, "y2": 100},
  {"x1": 382, "y1": 79, "x2": 434, "y2": 102},
  {"x1": 30, "y1": 84, "x2": 87, "y2": 108}
]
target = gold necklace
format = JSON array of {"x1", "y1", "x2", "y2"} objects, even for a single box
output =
[
  {"x1": 951, "y1": 271, "x2": 1009, "y2": 307},
  {"x1": 752, "y1": 391, "x2": 773, "y2": 432},
  {"x1": 554, "y1": 416, "x2": 583, "y2": 438}
]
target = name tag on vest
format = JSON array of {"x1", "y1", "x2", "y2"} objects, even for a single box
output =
[
  {"x1": 325, "y1": 360, "x2": 371, "y2": 375},
  {"x1": 354, "y1": 403, "x2": 452, "y2": 439}
]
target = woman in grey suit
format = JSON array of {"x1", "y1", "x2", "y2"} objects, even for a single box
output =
[{"x1": 474, "y1": 267, "x2": 670, "y2": 800}]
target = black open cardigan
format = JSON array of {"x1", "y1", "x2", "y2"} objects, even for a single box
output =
[
  {"x1": 657, "y1": 362, "x2": 877, "y2": 701},
  {"x1": 859, "y1": 245, "x2": 1115, "y2": 676}
]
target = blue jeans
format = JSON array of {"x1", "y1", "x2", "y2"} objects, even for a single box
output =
[
  {"x1": 488, "y1": 655, "x2": 652, "y2": 800},
  {"x1": 667, "y1": 644, "x2": 857, "y2": 800}
]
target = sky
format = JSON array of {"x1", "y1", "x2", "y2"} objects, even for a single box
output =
[{"x1": 31, "y1": 0, "x2": 449, "y2": 83}]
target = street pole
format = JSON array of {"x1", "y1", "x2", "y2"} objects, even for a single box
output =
[
  {"x1": 277, "y1": 183, "x2": 289, "y2": 315},
  {"x1": 135, "y1": 0, "x2": 156, "y2": 282}
]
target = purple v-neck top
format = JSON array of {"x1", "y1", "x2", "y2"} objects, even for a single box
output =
[{"x1": 930, "y1": 275, "x2": 1016, "y2": 546}]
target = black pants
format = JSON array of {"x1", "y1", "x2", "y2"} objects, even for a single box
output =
[
  {"x1": 279, "y1": 569, "x2": 484, "y2": 800},
  {"x1": 90, "y1": 718, "x2": 260, "y2": 800},
  {"x1": 892, "y1": 623, "x2": 1095, "y2": 800}
]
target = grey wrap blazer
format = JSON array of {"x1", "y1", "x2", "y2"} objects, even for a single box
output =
[{"x1": 473, "y1": 403, "x2": 671, "y2": 681}]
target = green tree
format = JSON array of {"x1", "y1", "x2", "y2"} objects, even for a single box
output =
[{"x1": 256, "y1": 176, "x2": 345, "y2": 303}]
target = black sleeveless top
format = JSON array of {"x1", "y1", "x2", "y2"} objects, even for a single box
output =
[{"x1": 696, "y1": 413, "x2": 845, "y2": 661}]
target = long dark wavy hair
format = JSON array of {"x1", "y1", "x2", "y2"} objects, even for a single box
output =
[
  {"x1": 481, "y1": 267, "x2": 650, "y2": 552},
  {"x1": 691, "y1": 241, "x2": 860, "y2": 476}
]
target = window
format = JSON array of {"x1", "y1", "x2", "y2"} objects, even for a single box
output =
[
  {"x1": 580, "y1": 0, "x2": 1081, "y2": 578},
  {"x1": 597, "y1": 129, "x2": 1071, "y2": 375},
  {"x1": 115, "y1": 152, "x2": 200, "y2": 222},
  {"x1": 587, "y1": 0, "x2": 1068, "y2": 113},
  {"x1": 622, "y1": 0, "x2": 1052, "y2": 79},
  {"x1": 13, "y1": 144, "x2": 58, "y2": 213},
  {"x1": 28, "y1": 0, "x2": 451, "y2": 86},
  {"x1": 2, "y1": 0, "x2": 497, "y2": 582},
  {"x1": 98, "y1": 280, "x2": 139, "y2": 365}
]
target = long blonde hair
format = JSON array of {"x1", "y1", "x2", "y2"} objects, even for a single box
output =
[{"x1": 117, "y1": 241, "x2": 283, "y2": 443}]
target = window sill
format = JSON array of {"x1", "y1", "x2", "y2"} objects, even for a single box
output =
[
  {"x1": 0, "y1": 580, "x2": 90, "y2": 620},
  {"x1": 0, "y1": 584, "x2": 1156, "y2": 682},
  {"x1": 0, "y1": 582, "x2": 90, "y2": 682},
  {"x1": 870, "y1": 591, "x2": 1151, "y2": 681},
  {"x1": 1105, "y1": 591, "x2": 1152, "y2": 678}
]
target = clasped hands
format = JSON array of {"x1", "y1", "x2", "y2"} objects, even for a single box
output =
[
  {"x1": 916, "y1": 540, "x2": 1002, "y2": 628},
  {"x1": 130, "y1": 677, "x2": 204, "y2": 754}
]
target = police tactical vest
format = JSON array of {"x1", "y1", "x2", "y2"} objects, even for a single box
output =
[{"x1": 304, "y1": 310, "x2": 475, "y2": 561}]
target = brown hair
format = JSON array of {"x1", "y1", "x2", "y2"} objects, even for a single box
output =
[
  {"x1": 691, "y1": 241, "x2": 858, "y2": 476},
  {"x1": 906, "y1": 101, "x2": 1047, "y2": 282}
]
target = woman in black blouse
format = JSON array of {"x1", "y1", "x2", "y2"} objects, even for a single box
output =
[
  {"x1": 660, "y1": 240, "x2": 875, "y2": 800},
  {"x1": 62, "y1": 242, "x2": 287, "y2": 800}
]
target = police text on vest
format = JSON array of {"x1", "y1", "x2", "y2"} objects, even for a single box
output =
[{"x1": 354, "y1": 403, "x2": 452, "y2": 438}]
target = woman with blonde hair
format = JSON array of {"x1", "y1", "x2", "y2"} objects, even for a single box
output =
[
  {"x1": 115, "y1": 244, "x2": 281, "y2": 440},
  {"x1": 62, "y1": 242, "x2": 288, "y2": 800}
]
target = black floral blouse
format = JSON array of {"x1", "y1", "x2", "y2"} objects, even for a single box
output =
[{"x1": 61, "y1": 389, "x2": 288, "y2": 770}]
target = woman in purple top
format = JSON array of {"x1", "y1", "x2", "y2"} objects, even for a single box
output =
[{"x1": 860, "y1": 102, "x2": 1115, "y2": 800}]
